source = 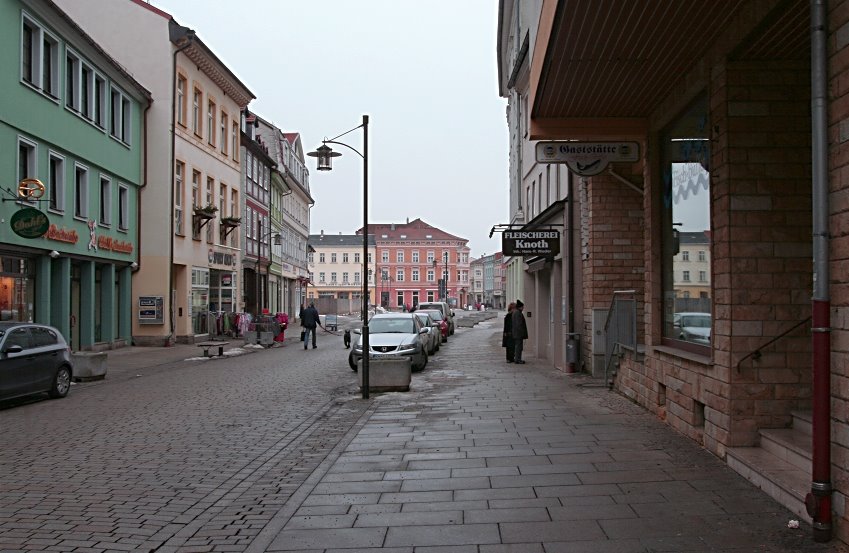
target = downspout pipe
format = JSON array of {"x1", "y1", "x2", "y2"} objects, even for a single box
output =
[
  {"x1": 168, "y1": 26, "x2": 196, "y2": 344},
  {"x1": 566, "y1": 170, "x2": 576, "y2": 373},
  {"x1": 806, "y1": 0, "x2": 832, "y2": 542}
]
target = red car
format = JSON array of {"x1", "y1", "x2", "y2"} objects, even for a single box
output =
[{"x1": 418, "y1": 309, "x2": 448, "y2": 342}]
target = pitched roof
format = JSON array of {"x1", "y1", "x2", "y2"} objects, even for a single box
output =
[{"x1": 359, "y1": 219, "x2": 467, "y2": 243}]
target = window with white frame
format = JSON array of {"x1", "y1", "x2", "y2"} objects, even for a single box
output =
[
  {"x1": 682, "y1": 251, "x2": 690, "y2": 261},
  {"x1": 342, "y1": 253, "x2": 349, "y2": 263},
  {"x1": 74, "y1": 164, "x2": 88, "y2": 218},
  {"x1": 354, "y1": 253, "x2": 360, "y2": 263},
  {"x1": 80, "y1": 63, "x2": 93, "y2": 119},
  {"x1": 396, "y1": 269, "x2": 404, "y2": 282},
  {"x1": 231, "y1": 121, "x2": 239, "y2": 161},
  {"x1": 682, "y1": 270, "x2": 691, "y2": 282},
  {"x1": 118, "y1": 184, "x2": 128, "y2": 230},
  {"x1": 110, "y1": 85, "x2": 131, "y2": 144},
  {"x1": 319, "y1": 272, "x2": 325, "y2": 283},
  {"x1": 427, "y1": 251, "x2": 434, "y2": 263},
  {"x1": 65, "y1": 50, "x2": 80, "y2": 111},
  {"x1": 192, "y1": 87, "x2": 202, "y2": 136},
  {"x1": 412, "y1": 269, "x2": 419, "y2": 282},
  {"x1": 331, "y1": 272, "x2": 337, "y2": 283},
  {"x1": 698, "y1": 250, "x2": 706, "y2": 262},
  {"x1": 176, "y1": 74, "x2": 187, "y2": 126},
  {"x1": 207, "y1": 99, "x2": 215, "y2": 146},
  {"x1": 174, "y1": 161, "x2": 184, "y2": 235},
  {"x1": 412, "y1": 251, "x2": 419, "y2": 263},
  {"x1": 17, "y1": 137, "x2": 36, "y2": 186},
  {"x1": 427, "y1": 269, "x2": 434, "y2": 281},
  {"x1": 48, "y1": 152, "x2": 64, "y2": 212},
  {"x1": 342, "y1": 272, "x2": 349, "y2": 283},
  {"x1": 396, "y1": 251, "x2": 404, "y2": 263},
  {"x1": 99, "y1": 176, "x2": 111, "y2": 225},
  {"x1": 354, "y1": 272, "x2": 360, "y2": 283},
  {"x1": 220, "y1": 111, "x2": 228, "y2": 155},
  {"x1": 699, "y1": 270, "x2": 707, "y2": 282},
  {"x1": 397, "y1": 291, "x2": 404, "y2": 307},
  {"x1": 94, "y1": 74, "x2": 106, "y2": 128},
  {"x1": 381, "y1": 250, "x2": 389, "y2": 263},
  {"x1": 319, "y1": 253, "x2": 325, "y2": 263},
  {"x1": 331, "y1": 253, "x2": 337, "y2": 263},
  {"x1": 21, "y1": 14, "x2": 59, "y2": 98}
]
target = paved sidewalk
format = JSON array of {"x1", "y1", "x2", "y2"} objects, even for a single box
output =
[{"x1": 243, "y1": 317, "x2": 842, "y2": 553}]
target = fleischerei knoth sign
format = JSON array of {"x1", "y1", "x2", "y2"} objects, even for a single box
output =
[{"x1": 502, "y1": 230, "x2": 561, "y2": 257}]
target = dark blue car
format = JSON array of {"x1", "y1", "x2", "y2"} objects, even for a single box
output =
[{"x1": 0, "y1": 323, "x2": 73, "y2": 402}]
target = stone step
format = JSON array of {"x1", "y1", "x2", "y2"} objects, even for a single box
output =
[
  {"x1": 760, "y1": 427, "x2": 812, "y2": 473},
  {"x1": 791, "y1": 409, "x2": 813, "y2": 436},
  {"x1": 726, "y1": 445, "x2": 811, "y2": 524}
]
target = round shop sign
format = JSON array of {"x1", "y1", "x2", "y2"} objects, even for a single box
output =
[{"x1": 10, "y1": 207, "x2": 49, "y2": 238}]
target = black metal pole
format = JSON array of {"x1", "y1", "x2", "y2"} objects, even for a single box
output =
[{"x1": 362, "y1": 115, "x2": 370, "y2": 399}]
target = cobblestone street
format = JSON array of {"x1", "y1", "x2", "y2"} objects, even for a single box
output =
[{"x1": 1, "y1": 313, "x2": 846, "y2": 552}]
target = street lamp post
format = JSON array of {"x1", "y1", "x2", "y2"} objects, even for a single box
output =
[{"x1": 309, "y1": 115, "x2": 371, "y2": 399}]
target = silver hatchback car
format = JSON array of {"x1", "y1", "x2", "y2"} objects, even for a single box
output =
[
  {"x1": 0, "y1": 323, "x2": 73, "y2": 402},
  {"x1": 348, "y1": 313, "x2": 430, "y2": 371}
]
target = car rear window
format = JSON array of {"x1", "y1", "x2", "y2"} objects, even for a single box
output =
[{"x1": 31, "y1": 327, "x2": 59, "y2": 347}]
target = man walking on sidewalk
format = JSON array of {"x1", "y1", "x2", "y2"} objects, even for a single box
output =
[
  {"x1": 301, "y1": 302, "x2": 319, "y2": 349},
  {"x1": 511, "y1": 299, "x2": 528, "y2": 364}
]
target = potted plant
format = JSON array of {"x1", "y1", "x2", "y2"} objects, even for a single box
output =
[{"x1": 193, "y1": 204, "x2": 218, "y2": 219}]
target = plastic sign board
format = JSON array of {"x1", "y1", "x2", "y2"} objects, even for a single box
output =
[
  {"x1": 502, "y1": 230, "x2": 560, "y2": 257},
  {"x1": 536, "y1": 141, "x2": 640, "y2": 176},
  {"x1": 10, "y1": 207, "x2": 49, "y2": 238}
]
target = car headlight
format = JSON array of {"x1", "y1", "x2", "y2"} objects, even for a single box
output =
[{"x1": 397, "y1": 343, "x2": 416, "y2": 353}]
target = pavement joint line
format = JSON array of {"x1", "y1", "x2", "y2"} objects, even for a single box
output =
[
  {"x1": 141, "y1": 395, "x2": 356, "y2": 552},
  {"x1": 244, "y1": 396, "x2": 381, "y2": 553}
]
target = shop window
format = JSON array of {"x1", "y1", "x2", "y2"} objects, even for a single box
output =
[{"x1": 661, "y1": 95, "x2": 712, "y2": 352}]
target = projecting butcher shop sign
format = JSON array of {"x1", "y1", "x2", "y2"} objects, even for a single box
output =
[{"x1": 502, "y1": 230, "x2": 560, "y2": 257}]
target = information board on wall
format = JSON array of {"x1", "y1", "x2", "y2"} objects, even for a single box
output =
[{"x1": 138, "y1": 296, "x2": 164, "y2": 325}]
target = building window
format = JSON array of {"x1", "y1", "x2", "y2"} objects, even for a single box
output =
[
  {"x1": 331, "y1": 272, "x2": 337, "y2": 283},
  {"x1": 396, "y1": 269, "x2": 404, "y2": 282},
  {"x1": 427, "y1": 269, "x2": 434, "y2": 282},
  {"x1": 427, "y1": 251, "x2": 435, "y2": 263},
  {"x1": 207, "y1": 99, "x2": 216, "y2": 146},
  {"x1": 354, "y1": 253, "x2": 360, "y2": 263},
  {"x1": 699, "y1": 270, "x2": 707, "y2": 282},
  {"x1": 682, "y1": 251, "x2": 689, "y2": 261},
  {"x1": 17, "y1": 137, "x2": 36, "y2": 186},
  {"x1": 94, "y1": 74, "x2": 106, "y2": 128},
  {"x1": 661, "y1": 94, "x2": 711, "y2": 350},
  {"x1": 232, "y1": 121, "x2": 239, "y2": 161},
  {"x1": 65, "y1": 50, "x2": 79, "y2": 110},
  {"x1": 319, "y1": 272, "x2": 325, "y2": 283},
  {"x1": 175, "y1": 161, "x2": 184, "y2": 235},
  {"x1": 342, "y1": 272, "x2": 349, "y2": 284},
  {"x1": 397, "y1": 251, "x2": 404, "y2": 263},
  {"x1": 74, "y1": 164, "x2": 88, "y2": 218},
  {"x1": 220, "y1": 112, "x2": 228, "y2": 154},
  {"x1": 319, "y1": 253, "x2": 325, "y2": 263},
  {"x1": 48, "y1": 152, "x2": 64, "y2": 212},
  {"x1": 110, "y1": 85, "x2": 131, "y2": 144},
  {"x1": 331, "y1": 253, "x2": 337, "y2": 263},
  {"x1": 397, "y1": 291, "x2": 404, "y2": 307},
  {"x1": 21, "y1": 15, "x2": 59, "y2": 98},
  {"x1": 99, "y1": 176, "x2": 111, "y2": 226},
  {"x1": 382, "y1": 251, "x2": 389, "y2": 263},
  {"x1": 343, "y1": 253, "x2": 349, "y2": 263},
  {"x1": 176, "y1": 74, "x2": 187, "y2": 126},
  {"x1": 192, "y1": 87, "x2": 202, "y2": 136},
  {"x1": 412, "y1": 251, "x2": 419, "y2": 263},
  {"x1": 118, "y1": 184, "x2": 129, "y2": 230},
  {"x1": 308, "y1": 253, "x2": 314, "y2": 263},
  {"x1": 412, "y1": 269, "x2": 419, "y2": 282},
  {"x1": 354, "y1": 272, "x2": 360, "y2": 283},
  {"x1": 698, "y1": 250, "x2": 706, "y2": 262}
]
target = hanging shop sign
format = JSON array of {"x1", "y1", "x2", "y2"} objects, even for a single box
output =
[
  {"x1": 536, "y1": 141, "x2": 640, "y2": 176},
  {"x1": 10, "y1": 207, "x2": 50, "y2": 238},
  {"x1": 502, "y1": 230, "x2": 561, "y2": 257}
]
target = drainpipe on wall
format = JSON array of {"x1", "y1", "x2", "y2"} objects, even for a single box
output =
[
  {"x1": 806, "y1": 0, "x2": 832, "y2": 542},
  {"x1": 566, "y1": 170, "x2": 576, "y2": 373},
  {"x1": 167, "y1": 25, "x2": 196, "y2": 345}
]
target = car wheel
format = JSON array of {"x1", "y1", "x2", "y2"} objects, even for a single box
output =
[
  {"x1": 48, "y1": 366, "x2": 72, "y2": 398},
  {"x1": 348, "y1": 352, "x2": 358, "y2": 371},
  {"x1": 416, "y1": 350, "x2": 428, "y2": 371}
]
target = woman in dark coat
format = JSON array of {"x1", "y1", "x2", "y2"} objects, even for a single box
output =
[{"x1": 503, "y1": 302, "x2": 516, "y2": 362}]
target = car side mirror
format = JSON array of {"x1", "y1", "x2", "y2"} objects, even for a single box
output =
[
  {"x1": 419, "y1": 328, "x2": 429, "y2": 335},
  {"x1": 4, "y1": 345, "x2": 23, "y2": 354}
]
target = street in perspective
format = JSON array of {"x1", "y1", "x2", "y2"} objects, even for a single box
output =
[{"x1": 1, "y1": 310, "x2": 843, "y2": 553}]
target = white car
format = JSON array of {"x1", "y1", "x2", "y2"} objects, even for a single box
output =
[
  {"x1": 413, "y1": 312, "x2": 441, "y2": 355},
  {"x1": 348, "y1": 313, "x2": 430, "y2": 371},
  {"x1": 673, "y1": 312, "x2": 711, "y2": 345}
]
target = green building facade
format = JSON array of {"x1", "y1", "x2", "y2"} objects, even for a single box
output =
[{"x1": 0, "y1": 0, "x2": 150, "y2": 350}]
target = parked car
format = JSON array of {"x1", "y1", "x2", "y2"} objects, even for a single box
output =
[
  {"x1": 418, "y1": 309, "x2": 449, "y2": 343},
  {"x1": 413, "y1": 312, "x2": 441, "y2": 355},
  {"x1": 417, "y1": 301, "x2": 455, "y2": 335},
  {"x1": 0, "y1": 323, "x2": 73, "y2": 402},
  {"x1": 348, "y1": 313, "x2": 430, "y2": 371},
  {"x1": 673, "y1": 312, "x2": 711, "y2": 345}
]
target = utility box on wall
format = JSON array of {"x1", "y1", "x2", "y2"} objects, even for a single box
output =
[{"x1": 591, "y1": 308, "x2": 608, "y2": 378}]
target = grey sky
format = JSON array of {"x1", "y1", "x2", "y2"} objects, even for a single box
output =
[{"x1": 151, "y1": 0, "x2": 508, "y2": 257}]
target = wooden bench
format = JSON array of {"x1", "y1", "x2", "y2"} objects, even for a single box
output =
[{"x1": 196, "y1": 341, "x2": 229, "y2": 357}]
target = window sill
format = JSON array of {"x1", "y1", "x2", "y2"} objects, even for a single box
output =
[{"x1": 652, "y1": 345, "x2": 712, "y2": 366}]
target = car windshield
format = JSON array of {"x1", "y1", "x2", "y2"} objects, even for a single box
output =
[
  {"x1": 370, "y1": 318, "x2": 415, "y2": 334},
  {"x1": 414, "y1": 314, "x2": 431, "y2": 324}
]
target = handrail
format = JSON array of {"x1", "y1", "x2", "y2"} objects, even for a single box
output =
[
  {"x1": 735, "y1": 316, "x2": 812, "y2": 372},
  {"x1": 604, "y1": 290, "x2": 637, "y2": 385}
]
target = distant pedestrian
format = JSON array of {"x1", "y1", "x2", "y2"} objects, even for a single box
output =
[
  {"x1": 503, "y1": 302, "x2": 516, "y2": 362},
  {"x1": 511, "y1": 300, "x2": 528, "y2": 364},
  {"x1": 301, "y1": 302, "x2": 319, "y2": 349}
]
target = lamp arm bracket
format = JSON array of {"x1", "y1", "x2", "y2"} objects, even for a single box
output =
[{"x1": 322, "y1": 139, "x2": 364, "y2": 159}]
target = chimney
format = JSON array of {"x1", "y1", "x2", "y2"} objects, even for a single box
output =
[
  {"x1": 320, "y1": 230, "x2": 324, "y2": 236},
  {"x1": 391, "y1": 223, "x2": 395, "y2": 231},
  {"x1": 406, "y1": 217, "x2": 409, "y2": 224}
]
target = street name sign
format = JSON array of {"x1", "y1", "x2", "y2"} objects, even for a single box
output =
[
  {"x1": 502, "y1": 230, "x2": 560, "y2": 257},
  {"x1": 536, "y1": 141, "x2": 640, "y2": 176}
]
